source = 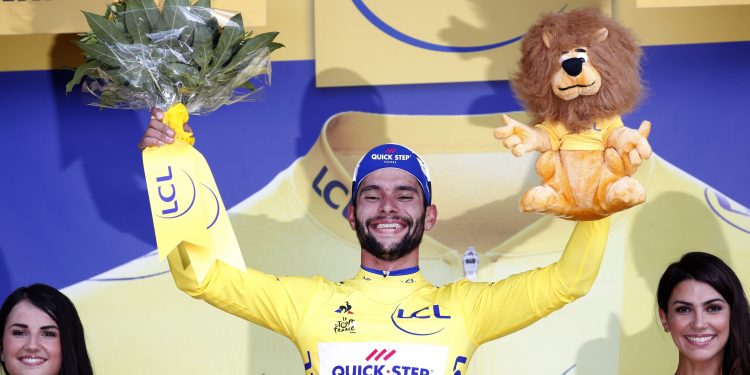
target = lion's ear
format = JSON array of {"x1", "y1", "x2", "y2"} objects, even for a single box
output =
[
  {"x1": 542, "y1": 31, "x2": 552, "y2": 49},
  {"x1": 594, "y1": 27, "x2": 609, "y2": 44}
]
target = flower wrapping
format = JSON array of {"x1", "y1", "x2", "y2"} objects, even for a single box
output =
[{"x1": 66, "y1": 0, "x2": 282, "y2": 280}]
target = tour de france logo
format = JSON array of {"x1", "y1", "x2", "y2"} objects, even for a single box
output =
[
  {"x1": 334, "y1": 301, "x2": 357, "y2": 334},
  {"x1": 704, "y1": 187, "x2": 750, "y2": 235}
]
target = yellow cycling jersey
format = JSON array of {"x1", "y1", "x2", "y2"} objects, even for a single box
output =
[
  {"x1": 168, "y1": 218, "x2": 610, "y2": 375},
  {"x1": 535, "y1": 116, "x2": 623, "y2": 151}
]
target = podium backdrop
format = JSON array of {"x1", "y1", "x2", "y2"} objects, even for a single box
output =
[{"x1": 0, "y1": 0, "x2": 748, "y2": 373}]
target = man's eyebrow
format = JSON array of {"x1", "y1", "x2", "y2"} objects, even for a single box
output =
[
  {"x1": 396, "y1": 185, "x2": 419, "y2": 193},
  {"x1": 359, "y1": 185, "x2": 382, "y2": 194}
]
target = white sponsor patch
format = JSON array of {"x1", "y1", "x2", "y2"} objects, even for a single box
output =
[{"x1": 319, "y1": 342, "x2": 448, "y2": 375}]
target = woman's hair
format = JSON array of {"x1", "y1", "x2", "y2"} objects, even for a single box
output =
[
  {"x1": 0, "y1": 284, "x2": 93, "y2": 375},
  {"x1": 657, "y1": 252, "x2": 750, "y2": 375}
]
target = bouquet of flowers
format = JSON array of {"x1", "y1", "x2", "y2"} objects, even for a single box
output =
[
  {"x1": 66, "y1": 0, "x2": 282, "y2": 280},
  {"x1": 66, "y1": 0, "x2": 282, "y2": 115}
]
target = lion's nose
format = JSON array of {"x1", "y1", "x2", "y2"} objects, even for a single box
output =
[{"x1": 562, "y1": 57, "x2": 584, "y2": 77}]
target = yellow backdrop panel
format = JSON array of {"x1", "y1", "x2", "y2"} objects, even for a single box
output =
[
  {"x1": 617, "y1": 0, "x2": 750, "y2": 45},
  {"x1": 0, "y1": 0, "x2": 308, "y2": 72},
  {"x1": 314, "y1": 0, "x2": 610, "y2": 87},
  {"x1": 0, "y1": 0, "x2": 266, "y2": 36}
]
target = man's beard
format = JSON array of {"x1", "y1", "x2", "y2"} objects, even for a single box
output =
[{"x1": 354, "y1": 210, "x2": 426, "y2": 261}]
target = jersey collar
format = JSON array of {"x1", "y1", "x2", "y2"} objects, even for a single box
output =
[{"x1": 360, "y1": 265, "x2": 420, "y2": 277}]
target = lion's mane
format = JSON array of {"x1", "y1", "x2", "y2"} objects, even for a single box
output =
[{"x1": 511, "y1": 8, "x2": 643, "y2": 132}]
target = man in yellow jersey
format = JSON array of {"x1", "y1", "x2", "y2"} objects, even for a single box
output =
[{"x1": 140, "y1": 110, "x2": 611, "y2": 375}]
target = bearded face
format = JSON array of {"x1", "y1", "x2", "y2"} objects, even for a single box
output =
[{"x1": 354, "y1": 209, "x2": 426, "y2": 261}]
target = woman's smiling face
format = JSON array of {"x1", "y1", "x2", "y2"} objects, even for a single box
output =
[
  {"x1": 1, "y1": 300, "x2": 62, "y2": 375},
  {"x1": 660, "y1": 279, "x2": 730, "y2": 367}
]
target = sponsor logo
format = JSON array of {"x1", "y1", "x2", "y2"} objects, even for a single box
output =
[
  {"x1": 390, "y1": 304, "x2": 451, "y2": 336},
  {"x1": 370, "y1": 152, "x2": 412, "y2": 162},
  {"x1": 319, "y1": 342, "x2": 448, "y2": 375},
  {"x1": 336, "y1": 301, "x2": 354, "y2": 314},
  {"x1": 152, "y1": 165, "x2": 220, "y2": 229},
  {"x1": 332, "y1": 347, "x2": 430, "y2": 375},
  {"x1": 154, "y1": 165, "x2": 197, "y2": 218},
  {"x1": 705, "y1": 187, "x2": 750, "y2": 234},
  {"x1": 334, "y1": 302, "x2": 357, "y2": 334},
  {"x1": 312, "y1": 165, "x2": 350, "y2": 219},
  {"x1": 334, "y1": 316, "x2": 358, "y2": 334}
]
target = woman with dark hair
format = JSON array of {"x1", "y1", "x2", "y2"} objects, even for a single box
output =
[
  {"x1": 657, "y1": 252, "x2": 750, "y2": 375},
  {"x1": 0, "y1": 284, "x2": 93, "y2": 375}
]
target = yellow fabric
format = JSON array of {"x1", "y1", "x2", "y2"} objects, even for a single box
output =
[
  {"x1": 142, "y1": 104, "x2": 244, "y2": 281},
  {"x1": 536, "y1": 116, "x2": 623, "y2": 151},
  {"x1": 161, "y1": 104, "x2": 195, "y2": 146},
  {"x1": 169, "y1": 218, "x2": 609, "y2": 374}
]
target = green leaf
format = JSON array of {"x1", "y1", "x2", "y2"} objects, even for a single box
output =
[
  {"x1": 77, "y1": 40, "x2": 123, "y2": 68},
  {"x1": 110, "y1": 65, "x2": 149, "y2": 88},
  {"x1": 155, "y1": 0, "x2": 190, "y2": 33},
  {"x1": 65, "y1": 60, "x2": 101, "y2": 93},
  {"x1": 137, "y1": 0, "x2": 160, "y2": 28},
  {"x1": 124, "y1": 0, "x2": 160, "y2": 45},
  {"x1": 192, "y1": 25, "x2": 213, "y2": 71},
  {"x1": 164, "y1": 62, "x2": 197, "y2": 80},
  {"x1": 123, "y1": 2, "x2": 149, "y2": 45},
  {"x1": 221, "y1": 31, "x2": 277, "y2": 73},
  {"x1": 243, "y1": 31, "x2": 279, "y2": 53},
  {"x1": 206, "y1": 13, "x2": 244, "y2": 74},
  {"x1": 237, "y1": 81, "x2": 255, "y2": 91},
  {"x1": 100, "y1": 89, "x2": 129, "y2": 108},
  {"x1": 268, "y1": 41, "x2": 284, "y2": 53},
  {"x1": 82, "y1": 11, "x2": 131, "y2": 45},
  {"x1": 185, "y1": 1, "x2": 215, "y2": 47}
]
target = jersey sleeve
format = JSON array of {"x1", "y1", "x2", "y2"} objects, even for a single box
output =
[
  {"x1": 458, "y1": 217, "x2": 610, "y2": 345},
  {"x1": 167, "y1": 246, "x2": 321, "y2": 340}
]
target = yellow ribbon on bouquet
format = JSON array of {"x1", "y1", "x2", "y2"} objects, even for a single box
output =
[{"x1": 142, "y1": 104, "x2": 245, "y2": 282}]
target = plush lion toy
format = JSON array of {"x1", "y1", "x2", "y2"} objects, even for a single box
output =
[{"x1": 495, "y1": 8, "x2": 652, "y2": 220}]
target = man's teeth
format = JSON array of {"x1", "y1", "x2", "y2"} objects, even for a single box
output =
[
  {"x1": 377, "y1": 223, "x2": 402, "y2": 229},
  {"x1": 686, "y1": 336, "x2": 714, "y2": 343}
]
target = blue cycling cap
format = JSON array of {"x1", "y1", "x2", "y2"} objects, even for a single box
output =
[{"x1": 351, "y1": 143, "x2": 432, "y2": 205}]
